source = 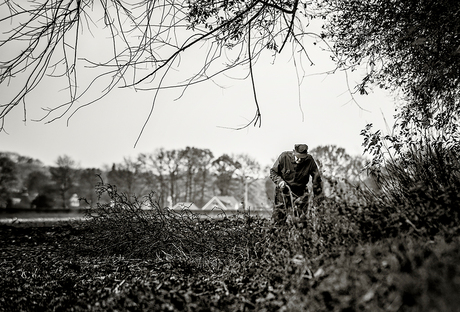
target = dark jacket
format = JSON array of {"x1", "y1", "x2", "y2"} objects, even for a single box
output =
[{"x1": 270, "y1": 151, "x2": 322, "y2": 197}]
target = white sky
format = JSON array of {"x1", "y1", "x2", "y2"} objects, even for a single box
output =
[{"x1": 0, "y1": 5, "x2": 397, "y2": 170}]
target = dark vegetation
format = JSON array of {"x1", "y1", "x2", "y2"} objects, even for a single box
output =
[
  {"x1": 2, "y1": 218, "x2": 459, "y2": 312},
  {"x1": 2, "y1": 138, "x2": 460, "y2": 311},
  {"x1": 2, "y1": 0, "x2": 460, "y2": 310}
]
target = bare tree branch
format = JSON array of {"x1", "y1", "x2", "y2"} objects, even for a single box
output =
[{"x1": 0, "y1": 0, "x2": 318, "y2": 135}]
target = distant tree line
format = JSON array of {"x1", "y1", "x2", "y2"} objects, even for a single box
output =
[
  {"x1": 0, "y1": 148, "x2": 269, "y2": 210},
  {"x1": 0, "y1": 145, "x2": 370, "y2": 210}
]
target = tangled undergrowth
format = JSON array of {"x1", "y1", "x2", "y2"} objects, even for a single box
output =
[
  {"x1": 80, "y1": 180, "x2": 366, "y2": 265},
  {"x1": 80, "y1": 181, "x2": 269, "y2": 269},
  {"x1": 2, "y1": 178, "x2": 460, "y2": 311},
  {"x1": 2, "y1": 218, "x2": 460, "y2": 311}
]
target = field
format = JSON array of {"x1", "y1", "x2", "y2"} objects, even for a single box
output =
[
  {"x1": 1, "y1": 210, "x2": 460, "y2": 312},
  {"x1": 1, "y1": 176, "x2": 460, "y2": 312}
]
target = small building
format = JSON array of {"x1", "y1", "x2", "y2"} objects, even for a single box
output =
[
  {"x1": 171, "y1": 202, "x2": 200, "y2": 211},
  {"x1": 6, "y1": 190, "x2": 31, "y2": 209},
  {"x1": 70, "y1": 194, "x2": 80, "y2": 208},
  {"x1": 202, "y1": 196, "x2": 240, "y2": 211}
]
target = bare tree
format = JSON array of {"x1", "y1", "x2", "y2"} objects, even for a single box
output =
[
  {"x1": 139, "y1": 148, "x2": 183, "y2": 206},
  {"x1": 139, "y1": 150, "x2": 168, "y2": 207},
  {"x1": 0, "y1": 0, "x2": 317, "y2": 137},
  {"x1": 179, "y1": 147, "x2": 204, "y2": 203},
  {"x1": 194, "y1": 148, "x2": 214, "y2": 207},
  {"x1": 212, "y1": 154, "x2": 241, "y2": 196},
  {"x1": 107, "y1": 157, "x2": 147, "y2": 195},
  {"x1": 234, "y1": 153, "x2": 262, "y2": 209},
  {"x1": 76, "y1": 168, "x2": 100, "y2": 205},
  {"x1": 2, "y1": 0, "x2": 459, "y2": 140},
  {"x1": 49, "y1": 155, "x2": 78, "y2": 209},
  {"x1": 163, "y1": 149, "x2": 183, "y2": 205},
  {"x1": 309, "y1": 145, "x2": 365, "y2": 182}
]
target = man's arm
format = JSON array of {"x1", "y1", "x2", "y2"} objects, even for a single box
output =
[
  {"x1": 270, "y1": 154, "x2": 284, "y2": 187},
  {"x1": 311, "y1": 162, "x2": 323, "y2": 196}
]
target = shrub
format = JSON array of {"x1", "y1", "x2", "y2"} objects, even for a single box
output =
[
  {"x1": 359, "y1": 126, "x2": 460, "y2": 239},
  {"x1": 31, "y1": 194, "x2": 55, "y2": 209},
  {"x1": 80, "y1": 180, "x2": 266, "y2": 268},
  {"x1": 79, "y1": 178, "x2": 366, "y2": 277}
]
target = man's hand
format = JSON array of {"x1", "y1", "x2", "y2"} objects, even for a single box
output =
[{"x1": 278, "y1": 181, "x2": 286, "y2": 189}]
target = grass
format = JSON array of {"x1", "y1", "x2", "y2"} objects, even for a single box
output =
[
  {"x1": 1, "y1": 218, "x2": 460, "y2": 311},
  {"x1": 2, "y1": 138, "x2": 460, "y2": 311}
]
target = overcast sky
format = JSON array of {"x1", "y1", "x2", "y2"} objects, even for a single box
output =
[{"x1": 0, "y1": 6, "x2": 397, "y2": 170}]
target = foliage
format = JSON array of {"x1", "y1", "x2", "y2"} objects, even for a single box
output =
[
  {"x1": 180, "y1": 147, "x2": 209, "y2": 205},
  {"x1": 308, "y1": 145, "x2": 372, "y2": 203},
  {"x1": 77, "y1": 168, "x2": 102, "y2": 205},
  {"x1": 212, "y1": 154, "x2": 242, "y2": 196},
  {"x1": 49, "y1": 155, "x2": 79, "y2": 209},
  {"x1": 1, "y1": 210, "x2": 460, "y2": 311},
  {"x1": 2, "y1": 159, "x2": 460, "y2": 311},
  {"x1": 107, "y1": 157, "x2": 147, "y2": 196},
  {"x1": 320, "y1": 0, "x2": 460, "y2": 131},
  {"x1": 31, "y1": 192, "x2": 56, "y2": 210},
  {"x1": 138, "y1": 148, "x2": 180, "y2": 208},
  {"x1": 0, "y1": 154, "x2": 18, "y2": 207},
  {"x1": 358, "y1": 124, "x2": 460, "y2": 239},
  {"x1": 1, "y1": 152, "x2": 47, "y2": 192},
  {"x1": 182, "y1": 147, "x2": 215, "y2": 207},
  {"x1": 25, "y1": 170, "x2": 53, "y2": 198}
]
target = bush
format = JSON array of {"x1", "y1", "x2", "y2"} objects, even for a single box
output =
[
  {"x1": 31, "y1": 194, "x2": 55, "y2": 209},
  {"x1": 359, "y1": 127, "x2": 460, "y2": 240},
  {"x1": 81, "y1": 180, "x2": 266, "y2": 267},
  {"x1": 79, "y1": 179, "x2": 367, "y2": 277},
  {"x1": 3, "y1": 176, "x2": 460, "y2": 311}
]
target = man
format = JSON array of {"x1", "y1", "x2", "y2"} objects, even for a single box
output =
[{"x1": 270, "y1": 144, "x2": 322, "y2": 224}]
